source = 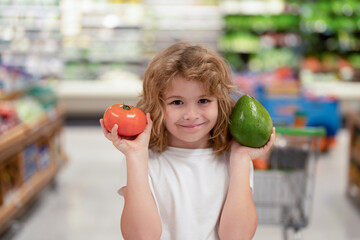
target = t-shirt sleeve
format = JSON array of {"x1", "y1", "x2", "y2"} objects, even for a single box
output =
[
  {"x1": 249, "y1": 159, "x2": 254, "y2": 191},
  {"x1": 117, "y1": 156, "x2": 127, "y2": 197}
]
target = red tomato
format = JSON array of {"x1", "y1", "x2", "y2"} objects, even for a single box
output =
[{"x1": 103, "y1": 104, "x2": 147, "y2": 137}]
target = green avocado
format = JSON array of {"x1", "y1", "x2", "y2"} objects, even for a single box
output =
[{"x1": 230, "y1": 94, "x2": 273, "y2": 148}]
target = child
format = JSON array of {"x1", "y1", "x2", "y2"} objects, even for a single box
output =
[{"x1": 100, "y1": 42, "x2": 275, "y2": 240}]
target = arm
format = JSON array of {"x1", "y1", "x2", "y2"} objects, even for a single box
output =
[
  {"x1": 218, "y1": 128, "x2": 275, "y2": 240},
  {"x1": 121, "y1": 151, "x2": 162, "y2": 240},
  {"x1": 100, "y1": 114, "x2": 162, "y2": 240}
]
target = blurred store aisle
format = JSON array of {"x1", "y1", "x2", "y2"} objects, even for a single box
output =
[
  {"x1": 5, "y1": 126, "x2": 360, "y2": 240},
  {"x1": 254, "y1": 129, "x2": 360, "y2": 240},
  {"x1": 9, "y1": 126, "x2": 125, "y2": 240}
]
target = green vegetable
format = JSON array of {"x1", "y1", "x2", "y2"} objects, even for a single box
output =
[{"x1": 230, "y1": 94, "x2": 273, "y2": 148}]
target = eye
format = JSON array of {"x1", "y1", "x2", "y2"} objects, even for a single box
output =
[
  {"x1": 199, "y1": 98, "x2": 210, "y2": 104},
  {"x1": 170, "y1": 100, "x2": 183, "y2": 105}
]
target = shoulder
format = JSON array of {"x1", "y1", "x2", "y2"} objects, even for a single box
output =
[
  {"x1": 218, "y1": 150, "x2": 231, "y2": 162},
  {"x1": 148, "y1": 148, "x2": 162, "y2": 160},
  {"x1": 148, "y1": 148, "x2": 165, "y2": 168}
]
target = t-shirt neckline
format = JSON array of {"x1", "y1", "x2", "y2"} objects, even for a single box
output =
[{"x1": 165, "y1": 146, "x2": 214, "y2": 156}]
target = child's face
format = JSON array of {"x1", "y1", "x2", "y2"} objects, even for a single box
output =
[{"x1": 163, "y1": 76, "x2": 218, "y2": 149}]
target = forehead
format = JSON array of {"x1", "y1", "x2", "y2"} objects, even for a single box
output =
[{"x1": 165, "y1": 76, "x2": 208, "y2": 96}]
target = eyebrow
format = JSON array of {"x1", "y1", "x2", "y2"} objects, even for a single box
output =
[{"x1": 165, "y1": 95, "x2": 209, "y2": 101}]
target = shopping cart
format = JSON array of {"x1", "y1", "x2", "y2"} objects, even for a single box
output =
[{"x1": 253, "y1": 127, "x2": 326, "y2": 240}]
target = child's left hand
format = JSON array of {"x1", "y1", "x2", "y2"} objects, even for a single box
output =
[{"x1": 231, "y1": 127, "x2": 276, "y2": 160}]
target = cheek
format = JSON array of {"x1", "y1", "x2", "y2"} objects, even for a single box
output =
[
  {"x1": 210, "y1": 109, "x2": 219, "y2": 126},
  {"x1": 208, "y1": 103, "x2": 219, "y2": 122},
  {"x1": 164, "y1": 112, "x2": 179, "y2": 136},
  {"x1": 164, "y1": 107, "x2": 176, "y2": 126}
]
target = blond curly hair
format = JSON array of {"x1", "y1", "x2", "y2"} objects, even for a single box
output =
[{"x1": 137, "y1": 42, "x2": 236, "y2": 155}]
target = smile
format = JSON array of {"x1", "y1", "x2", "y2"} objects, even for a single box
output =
[{"x1": 179, "y1": 123, "x2": 205, "y2": 129}]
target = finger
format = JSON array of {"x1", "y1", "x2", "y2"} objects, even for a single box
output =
[
  {"x1": 143, "y1": 113, "x2": 153, "y2": 134},
  {"x1": 261, "y1": 130, "x2": 275, "y2": 150},
  {"x1": 111, "y1": 124, "x2": 119, "y2": 141},
  {"x1": 99, "y1": 119, "x2": 109, "y2": 134},
  {"x1": 100, "y1": 119, "x2": 114, "y2": 140},
  {"x1": 265, "y1": 129, "x2": 276, "y2": 150},
  {"x1": 112, "y1": 136, "x2": 123, "y2": 148},
  {"x1": 271, "y1": 128, "x2": 276, "y2": 140},
  {"x1": 134, "y1": 113, "x2": 153, "y2": 142},
  {"x1": 99, "y1": 118, "x2": 104, "y2": 129},
  {"x1": 272, "y1": 127, "x2": 276, "y2": 141}
]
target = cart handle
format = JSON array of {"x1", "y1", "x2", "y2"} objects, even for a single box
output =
[{"x1": 275, "y1": 126, "x2": 326, "y2": 136}]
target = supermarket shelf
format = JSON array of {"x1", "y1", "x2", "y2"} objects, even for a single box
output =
[
  {"x1": 0, "y1": 91, "x2": 25, "y2": 101},
  {"x1": 0, "y1": 125, "x2": 26, "y2": 162},
  {"x1": 303, "y1": 82, "x2": 360, "y2": 100},
  {"x1": 0, "y1": 107, "x2": 65, "y2": 163},
  {"x1": 0, "y1": 163, "x2": 58, "y2": 234},
  {"x1": 351, "y1": 150, "x2": 360, "y2": 166},
  {"x1": 65, "y1": 57, "x2": 147, "y2": 64},
  {"x1": 0, "y1": 105, "x2": 66, "y2": 235},
  {"x1": 346, "y1": 112, "x2": 360, "y2": 211},
  {"x1": 0, "y1": 5, "x2": 60, "y2": 12},
  {"x1": 220, "y1": 0, "x2": 286, "y2": 15},
  {"x1": 0, "y1": 50, "x2": 61, "y2": 57},
  {"x1": 60, "y1": 2, "x2": 143, "y2": 13},
  {"x1": 57, "y1": 80, "x2": 142, "y2": 116},
  {"x1": 303, "y1": 81, "x2": 360, "y2": 115}
]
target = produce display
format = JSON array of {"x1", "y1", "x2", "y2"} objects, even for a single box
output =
[
  {"x1": 221, "y1": 0, "x2": 359, "y2": 84},
  {"x1": 0, "y1": 102, "x2": 20, "y2": 135},
  {"x1": 103, "y1": 104, "x2": 146, "y2": 138},
  {"x1": 15, "y1": 97, "x2": 45, "y2": 124},
  {"x1": 220, "y1": 1, "x2": 301, "y2": 73},
  {"x1": 230, "y1": 94, "x2": 273, "y2": 148},
  {"x1": 300, "y1": 0, "x2": 360, "y2": 82},
  {"x1": 0, "y1": 2, "x2": 62, "y2": 80},
  {"x1": 23, "y1": 144, "x2": 39, "y2": 181},
  {"x1": 1, "y1": 155, "x2": 21, "y2": 201},
  {"x1": 0, "y1": 65, "x2": 34, "y2": 96}
]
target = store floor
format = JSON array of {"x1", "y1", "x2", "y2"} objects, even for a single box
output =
[{"x1": 3, "y1": 126, "x2": 360, "y2": 240}]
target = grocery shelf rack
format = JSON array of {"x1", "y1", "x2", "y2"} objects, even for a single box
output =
[
  {"x1": 346, "y1": 112, "x2": 360, "y2": 210},
  {"x1": 0, "y1": 106, "x2": 67, "y2": 235}
]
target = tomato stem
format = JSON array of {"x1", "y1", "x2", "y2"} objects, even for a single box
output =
[{"x1": 122, "y1": 104, "x2": 132, "y2": 110}]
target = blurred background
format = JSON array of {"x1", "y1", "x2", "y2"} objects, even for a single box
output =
[{"x1": 0, "y1": 0, "x2": 360, "y2": 239}]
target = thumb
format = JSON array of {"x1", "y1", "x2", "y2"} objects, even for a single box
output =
[
  {"x1": 143, "y1": 113, "x2": 153, "y2": 134},
  {"x1": 135, "y1": 112, "x2": 153, "y2": 143}
]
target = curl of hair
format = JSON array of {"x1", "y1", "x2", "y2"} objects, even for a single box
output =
[{"x1": 137, "y1": 42, "x2": 237, "y2": 156}]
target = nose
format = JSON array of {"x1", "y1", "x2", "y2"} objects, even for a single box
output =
[{"x1": 183, "y1": 104, "x2": 200, "y2": 120}]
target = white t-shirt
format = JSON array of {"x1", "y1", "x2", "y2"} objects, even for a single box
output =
[{"x1": 118, "y1": 147, "x2": 254, "y2": 240}]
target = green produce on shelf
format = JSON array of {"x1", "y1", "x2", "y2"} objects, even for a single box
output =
[
  {"x1": 301, "y1": 0, "x2": 360, "y2": 33},
  {"x1": 349, "y1": 54, "x2": 360, "y2": 69},
  {"x1": 27, "y1": 86, "x2": 58, "y2": 110},
  {"x1": 224, "y1": 52, "x2": 246, "y2": 72},
  {"x1": 331, "y1": 0, "x2": 359, "y2": 16},
  {"x1": 248, "y1": 48, "x2": 299, "y2": 72},
  {"x1": 219, "y1": 32, "x2": 260, "y2": 53},
  {"x1": 224, "y1": 14, "x2": 299, "y2": 33},
  {"x1": 15, "y1": 97, "x2": 45, "y2": 124}
]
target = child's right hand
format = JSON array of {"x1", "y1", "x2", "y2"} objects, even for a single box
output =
[{"x1": 99, "y1": 113, "x2": 153, "y2": 157}]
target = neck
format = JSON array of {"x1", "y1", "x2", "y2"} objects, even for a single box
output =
[{"x1": 168, "y1": 135, "x2": 211, "y2": 149}]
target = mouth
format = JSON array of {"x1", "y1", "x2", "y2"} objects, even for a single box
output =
[{"x1": 179, "y1": 123, "x2": 205, "y2": 129}]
